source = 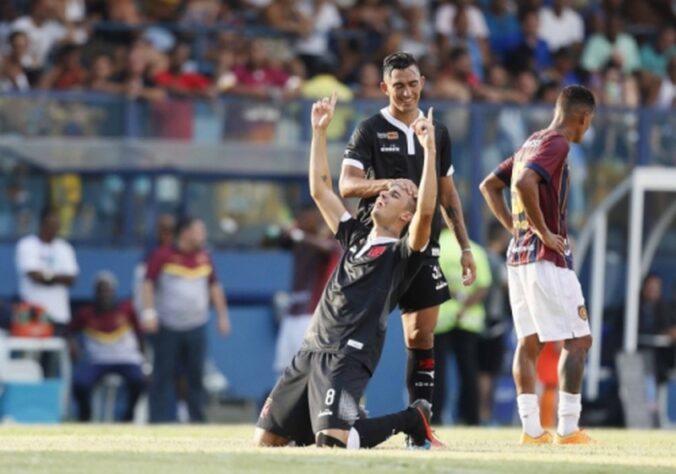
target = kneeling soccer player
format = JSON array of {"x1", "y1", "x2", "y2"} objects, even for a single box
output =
[{"x1": 254, "y1": 93, "x2": 442, "y2": 449}]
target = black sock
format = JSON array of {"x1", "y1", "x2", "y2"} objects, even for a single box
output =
[
  {"x1": 406, "y1": 348, "x2": 435, "y2": 404},
  {"x1": 352, "y1": 409, "x2": 418, "y2": 448}
]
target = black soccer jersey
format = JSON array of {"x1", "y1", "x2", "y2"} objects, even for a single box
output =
[
  {"x1": 300, "y1": 215, "x2": 426, "y2": 373},
  {"x1": 343, "y1": 107, "x2": 453, "y2": 259}
]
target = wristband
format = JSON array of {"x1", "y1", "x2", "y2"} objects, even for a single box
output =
[
  {"x1": 142, "y1": 308, "x2": 158, "y2": 323},
  {"x1": 462, "y1": 248, "x2": 472, "y2": 253}
]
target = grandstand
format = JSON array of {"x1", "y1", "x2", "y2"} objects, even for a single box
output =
[{"x1": 0, "y1": 0, "x2": 674, "y2": 470}]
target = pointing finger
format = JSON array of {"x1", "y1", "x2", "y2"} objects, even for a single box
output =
[
  {"x1": 330, "y1": 90, "x2": 338, "y2": 108},
  {"x1": 427, "y1": 106, "x2": 434, "y2": 121}
]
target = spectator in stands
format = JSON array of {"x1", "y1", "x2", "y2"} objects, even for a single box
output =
[
  {"x1": 229, "y1": 39, "x2": 296, "y2": 99},
  {"x1": 432, "y1": 229, "x2": 491, "y2": 426},
  {"x1": 399, "y1": 4, "x2": 433, "y2": 60},
  {"x1": 153, "y1": 42, "x2": 212, "y2": 99},
  {"x1": 537, "y1": 0, "x2": 584, "y2": 54},
  {"x1": 294, "y1": 0, "x2": 342, "y2": 77},
  {"x1": 272, "y1": 207, "x2": 340, "y2": 375},
  {"x1": 478, "y1": 221, "x2": 511, "y2": 426},
  {"x1": 640, "y1": 27, "x2": 675, "y2": 78},
  {"x1": 505, "y1": 9, "x2": 551, "y2": 75},
  {"x1": 111, "y1": 44, "x2": 166, "y2": 102},
  {"x1": 354, "y1": 62, "x2": 383, "y2": 99},
  {"x1": 547, "y1": 46, "x2": 584, "y2": 87},
  {"x1": 142, "y1": 216, "x2": 231, "y2": 423},
  {"x1": 0, "y1": 31, "x2": 32, "y2": 92},
  {"x1": 435, "y1": 0, "x2": 489, "y2": 44},
  {"x1": 15, "y1": 207, "x2": 78, "y2": 338},
  {"x1": 432, "y1": 46, "x2": 478, "y2": 101},
  {"x1": 638, "y1": 274, "x2": 676, "y2": 386},
  {"x1": 447, "y1": 5, "x2": 486, "y2": 81},
  {"x1": 581, "y1": 14, "x2": 641, "y2": 75},
  {"x1": 263, "y1": 0, "x2": 312, "y2": 37},
  {"x1": 10, "y1": 0, "x2": 69, "y2": 84},
  {"x1": 345, "y1": 0, "x2": 393, "y2": 54},
  {"x1": 70, "y1": 271, "x2": 146, "y2": 422},
  {"x1": 654, "y1": 57, "x2": 675, "y2": 109},
  {"x1": 106, "y1": 0, "x2": 142, "y2": 24},
  {"x1": 39, "y1": 43, "x2": 87, "y2": 90},
  {"x1": 484, "y1": 0, "x2": 520, "y2": 63},
  {"x1": 87, "y1": 53, "x2": 119, "y2": 93}
]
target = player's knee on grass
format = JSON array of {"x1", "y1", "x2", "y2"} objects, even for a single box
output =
[
  {"x1": 315, "y1": 429, "x2": 349, "y2": 448},
  {"x1": 253, "y1": 428, "x2": 289, "y2": 447}
]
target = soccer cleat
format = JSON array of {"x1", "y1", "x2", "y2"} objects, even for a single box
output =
[
  {"x1": 519, "y1": 431, "x2": 553, "y2": 445},
  {"x1": 554, "y1": 430, "x2": 595, "y2": 445},
  {"x1": 406, "y1": 399, "x2": 445, "y2": 449}
]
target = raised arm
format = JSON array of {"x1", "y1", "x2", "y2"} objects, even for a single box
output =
[
  {"x1": 479, "y1": 172, "x2": 513, "y2": 233},
  {"x1": 407, "y1": 108, "x2": 437, "y2": 251},
  {"x1": 309, "y1": 92, "x2": 348, "y2": 234}
]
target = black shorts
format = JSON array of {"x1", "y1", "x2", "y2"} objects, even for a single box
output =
[
  {"x1": 399, "y1": 260, "x2": 452, "y2": 313},
  {"x1": 256, "y1": 351, "x2": 370, "y2": 445},
  {"x1": 477, "y1": 334, "x2": 505, "y2": 375}
]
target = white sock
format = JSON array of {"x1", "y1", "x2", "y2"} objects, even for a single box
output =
[
  {"x1": 346, "y1": 428, "x2": 360, "y2": 450},
  {"x1": 557, "y1": 391, "x2": 582, "y2": 436},
  {"x1": 517, "y1": 394, "x2": 544, "y2": 437}
]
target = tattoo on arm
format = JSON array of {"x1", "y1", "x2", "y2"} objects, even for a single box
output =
[
  {"x1": 445, "y1": 204, "x2": 470, "y2": 246},
  {"x1": 321, "y1": 174, "x2": 329, "y2": 183}
]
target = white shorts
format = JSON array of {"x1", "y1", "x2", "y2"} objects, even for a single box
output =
[
  {"x1": 273, "y1": 314, "x2": 312, "y2": 373},
  {"x1": 507, "y1": 261, "x2": 591, "y2": 342}
]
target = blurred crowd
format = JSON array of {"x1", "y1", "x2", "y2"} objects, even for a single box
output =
[{"x1": 0, "y1": 0, "x2": 673, "y2": 109}]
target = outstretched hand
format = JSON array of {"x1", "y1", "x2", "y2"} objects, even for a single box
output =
[
  {"x1": 311, "y1": 91, "x2": 337, "y2": 131},
  {"x1": 412, "y1": 107, "x2": 435, "y2": 151}
]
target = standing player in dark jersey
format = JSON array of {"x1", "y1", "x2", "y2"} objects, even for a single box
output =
[
  {"x1": 254, "y1": 93, "x2": 443, "y2": 449},
  {"x1": 340, "y1": 52, "x2": 476, "y2": 409},
  {"x1": 480, "y1": 85, "x2": 595, "y2": 445}
]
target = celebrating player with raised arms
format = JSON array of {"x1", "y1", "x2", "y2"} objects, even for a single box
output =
[{"x1": 254, "y1": 92, "x2": 443, "y2": 449}]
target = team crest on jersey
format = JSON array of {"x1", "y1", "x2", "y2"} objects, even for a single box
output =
[
  {"x1": 578, "y1": 305, "x2": 588, "y2": 321},
  {"x1": 380, "y1": 145, "x2": 400, "y2": 152},
  {"x1": 367, "y1": 245, "x2": 387, "y2": 258}
]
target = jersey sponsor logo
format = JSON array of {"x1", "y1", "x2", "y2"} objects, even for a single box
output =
[
  {"x1": 417, "y1": 358, "x2": 435, "y2": 370},
  {"x1": 377, "y1": 131, "x2": 399, "y2": 140},
  {"x1": 435, "y1": 280, "x2": 448, "y2": 291},
  {"x1": 417, "y1": 370, "x2": 435, "y2": 378},
  {"x1": 347, "y1": 339, "x2": 364, "y2": 350},
  {"x1": 380, "y1": 144, "x2": 401, "y2": 153},
  {"x1": 430, "y1": 247, "x2": 440, "y2": 257},
  {"x1": 367, "y1": 245, "x2": 387, "y2": 258},
  {"x1": 578, "y1": 305, "x2": 588, "y2": 321}
]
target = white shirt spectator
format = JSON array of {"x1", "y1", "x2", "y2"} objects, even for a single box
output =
[
  {"x1": 538, "y1": 6, "x2": 584, "y2": 52},
  {"x1": 296, "y1": 0, "x2": 342, "y2": 56},
  {"x1": 435, "y1": 3, "x2": 489, "y2": 39},
  {"x1": 16, "y1": 234, "x2": 79, "y2": 324},
  {"x1": 10, "y1": 16, "x2": 67, "y2": 68}
]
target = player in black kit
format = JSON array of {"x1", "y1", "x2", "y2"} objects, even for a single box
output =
[
  {"x1": 340, "y1": 52, "x2": 476, "y2": 411},
  {"x1": 254, "y1": 92, "x2": 443, "y2": 449}
]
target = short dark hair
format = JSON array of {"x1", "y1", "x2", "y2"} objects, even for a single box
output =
[
  {"x1": 557, "y1": 85, "x2": 596, "y2": 114},
  {"x1": 176, "y1": 215, "x2": 197, "y2": 237},
  {"x1": 382, "y1": 52, "x2": 418, "y2": 77}
]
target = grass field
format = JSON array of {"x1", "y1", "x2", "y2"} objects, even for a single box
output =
[{"x1": 1, "y1": 425, "x2": 674, "y2": 474}]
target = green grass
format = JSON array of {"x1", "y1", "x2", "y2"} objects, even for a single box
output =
[{"x1": 0, "y1": 425, "x2": 674, "y2": 474}]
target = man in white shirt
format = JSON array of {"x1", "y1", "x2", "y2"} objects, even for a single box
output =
[
  {"x1": 15, "y1": 208, "x2": 78, "y2": 335},
  {"x1": 10, "y1": 0, "x2": 67, "y2": 73},
  {"x1": 538, "y1": 0, "x2": 584, "y2": 52}
]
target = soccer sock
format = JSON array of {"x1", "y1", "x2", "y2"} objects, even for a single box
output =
[
  {"x1": 557, "y1": 391, "x2": 582, "y2": 436},
  {"x1": 517, "y1": 393, "x2": 544, "y2": 438},
  {"x1": 406, "y1": 348, "x2": 435, "y2": 404},
  {"x1": 352, "y1": 409, "x2": 419, "y2": 448}
]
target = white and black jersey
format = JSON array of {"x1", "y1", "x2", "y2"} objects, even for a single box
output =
[
  {"x1": 343, "y1": 107, "x2": 454, "y2": 259},
  {"x1": 300, "y1": 214, "x2": 426, "y2": 373}
]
